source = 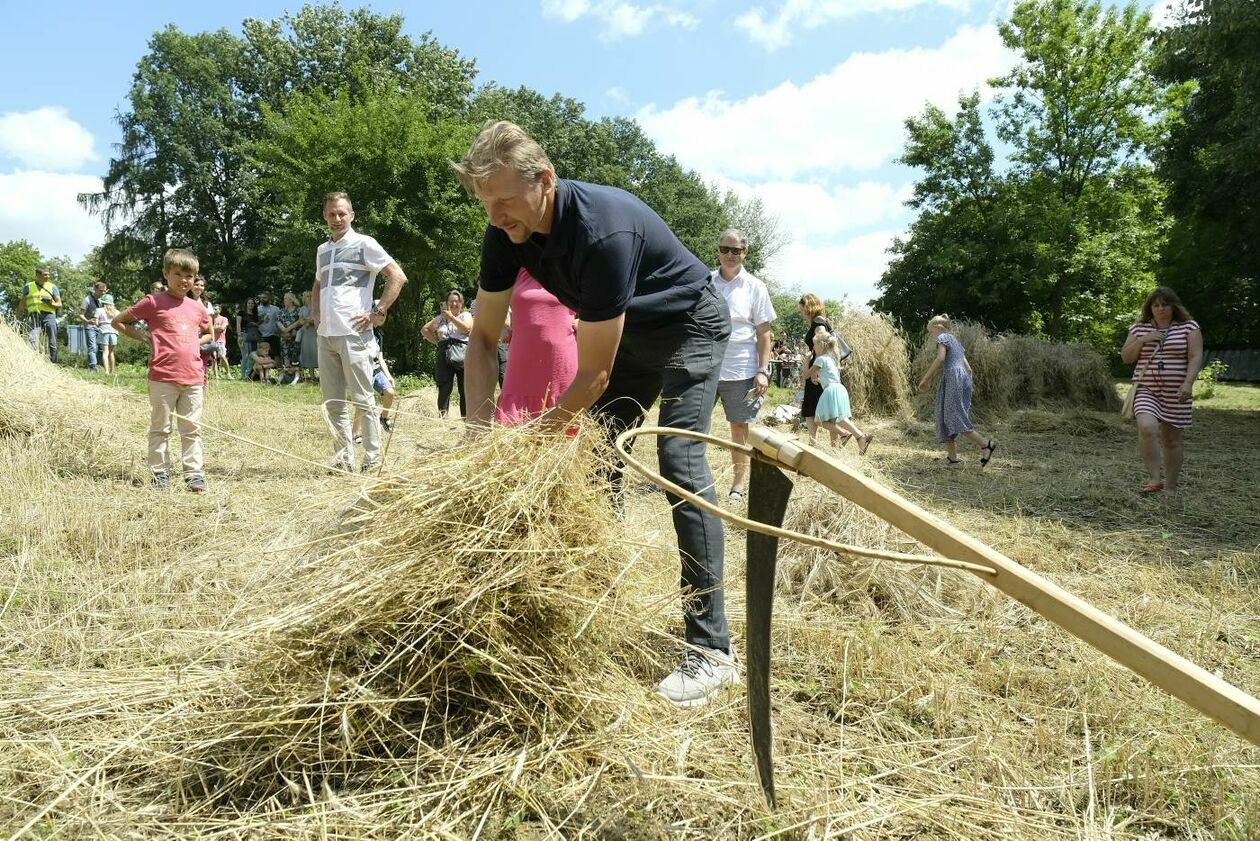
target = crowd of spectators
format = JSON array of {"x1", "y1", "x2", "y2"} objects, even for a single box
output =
[{"x1": 19, "y1": 268, "x2": 331, "y2": 387}]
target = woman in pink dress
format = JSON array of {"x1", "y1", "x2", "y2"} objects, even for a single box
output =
[{"x1": 494, "y1": 269, "x2": 578, "y2": 426}]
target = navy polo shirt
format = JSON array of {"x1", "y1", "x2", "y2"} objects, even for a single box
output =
[{"x1": 478, "y1": 178, "x2": 711, "y2": 326}]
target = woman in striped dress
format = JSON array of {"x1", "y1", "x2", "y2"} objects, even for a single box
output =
[{"x1": 1120, "y1": 287, "x2": 1203, "y2": 495}]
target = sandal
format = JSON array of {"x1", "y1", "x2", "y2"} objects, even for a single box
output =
[
  {"x1": 858, "y1": 433, "x2": 874, "y2": 455},
  {"x1": 1140, "y1": 482, "x2": 1164, "y2": 494},
  {"x1": 728, "y1": 489, "x2": 746, "y2": 503},
  {"x1": 980, "y1": 439, "x2": 997, "y2": 467},
  {"x1": 944, "y1": 457, "x2": 960, "y2": 465}
]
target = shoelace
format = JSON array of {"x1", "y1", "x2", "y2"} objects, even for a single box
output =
[{"x1": 676, "y1": 650, "x2": 716, "y2": 679}]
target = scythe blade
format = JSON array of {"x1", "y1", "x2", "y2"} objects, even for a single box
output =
[{"x1": 745, "y1": 456, "x2": 794, "y2": 810}]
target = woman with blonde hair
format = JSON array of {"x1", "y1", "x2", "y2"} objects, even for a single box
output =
[
  {"x1": 918, "y1": 314, "x2": 997, "y2": 465},
  {"x1": 797, "y1": 293, "x2": 839, "y2": 442}
]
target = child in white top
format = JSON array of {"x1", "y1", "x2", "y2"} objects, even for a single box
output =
[{"x1": 95, "y1": 294, "x2": 120, "y2": 374}]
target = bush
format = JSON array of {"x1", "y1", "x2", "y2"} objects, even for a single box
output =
[
  {"x1": 911, "y1": 321, "x2": 1120, "y2": 418},
  {"x1": 114, "y1": 334, "x2": 152, "y2": 367},
  {"x1": 1195, "y1": 359, "x2": 1228, "y2": 400}
]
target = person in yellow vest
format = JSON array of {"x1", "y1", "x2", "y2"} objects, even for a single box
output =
[{"x1": 17, "y1": 267, "x2": 62, "y2": 362}]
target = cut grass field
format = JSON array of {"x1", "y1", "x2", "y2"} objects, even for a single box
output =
[{"x1": 2, "y1": 336, "x2": 1257, "y2": 838}]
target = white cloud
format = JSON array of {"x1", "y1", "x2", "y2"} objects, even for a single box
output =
[
  {"x1": 770, "y1": 230, "x2": 902, "y2": 305},
  {"x1": 541, "y1": 1, "x2": 698, "y2": 41},
  {"x1": 637, "y1": 24, "x2": 1013, "y2": 180},
  {"x1": 541, "y1": 0, "x2": 591, "y2": 21},
  {"x1": 606, "y1": 86, "x2": 632, "y2": 107},
  {"x1": 0, "y1": 171, "x2": 104, "y2": 260},
  {"x1": 0, "y1": 107, "x2": 98, "y2": 172},
  {"x1": 737, "y1": 0, "x2": 976, "y2": 51},
  {"x1": 1149, "y1": 0, "x2": 1183, "y2": 29},
  {"x1": 756, "y1": 180, "x2": 912, "y2": 239}
]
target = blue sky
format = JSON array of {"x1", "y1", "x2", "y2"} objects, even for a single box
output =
[{"x1": 0, "y1": 0, "x2": 1175, "y2": 304}]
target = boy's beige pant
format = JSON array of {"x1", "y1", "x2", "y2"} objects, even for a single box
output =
[{"x1": 147, "y1": 381, "x2": 205, "y2": 478}]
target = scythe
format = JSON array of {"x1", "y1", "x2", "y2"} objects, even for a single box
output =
[{"x1": 614, "y1": 424, "x2": 1260, "y2": 810}]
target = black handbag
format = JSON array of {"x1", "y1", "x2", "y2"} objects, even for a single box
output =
[{"x1": 443, "y1": 339, "x2": 467, "y2": 371}]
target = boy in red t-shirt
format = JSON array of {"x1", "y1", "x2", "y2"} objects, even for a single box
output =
[{"x1": 113, "y1": 248, "x2": 214, "y2": 492}]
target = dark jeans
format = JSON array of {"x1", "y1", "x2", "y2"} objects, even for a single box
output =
[
  {"x1": 591, "y1": 282, "x2": 731, "y2": 651},
  {"x1": 84, "y1": 325, "x2": 100, "y2": 369},
  {"x1": 27, "y1": 313, "x2": 58, "y2": 362},
  {"x1": 435, "y1": 340, "x2": 467, "y2": 417}
]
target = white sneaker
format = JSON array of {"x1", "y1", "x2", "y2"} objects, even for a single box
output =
[
  {"x1": 655, "y1": 646, "x2": 739, "y2": 708},
  {"x1": 329, "y1": 452, "x2": 356, "y2": 474}
]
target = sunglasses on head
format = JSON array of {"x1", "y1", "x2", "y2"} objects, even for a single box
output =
[{"x1": 718, "y1": 246, "x2": 745, "y2": 255}]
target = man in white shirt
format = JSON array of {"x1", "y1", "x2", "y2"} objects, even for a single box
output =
[
  {"x1": 712, "y1": 229, "x2": 776, "y2": 502},
  {"x1": 310, "y1": 191, "x2": 408, "y2": 472}
]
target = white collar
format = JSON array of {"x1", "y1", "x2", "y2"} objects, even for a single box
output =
[{"x1": 713, "y1": 266, "x2": 749, "y2": 284}]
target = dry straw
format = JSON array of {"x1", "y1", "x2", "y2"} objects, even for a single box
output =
[
  {"x1": 776, "y1": 475, "x2": 988, "y2": 622},
  {"x1": 0, "y1": 319, "x2": 142, "y2": 476},
  {"x1": 2, "y1": 321, "x2": 1254, "y2": 838},
  {"x1": 832, "y1": 310, "x2": 913, "y2": 418}
]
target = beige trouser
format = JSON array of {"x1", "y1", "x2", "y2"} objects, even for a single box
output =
[
  {"x1": 318, "y1": 332, "x2": 379, "y2": 465},
  {"x1": 148, "y1": 381, "x2": 205, "y2": 478}
]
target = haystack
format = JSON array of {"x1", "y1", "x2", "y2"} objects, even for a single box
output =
[
  {"x1": 833, "y1": 311, "x2": 912, "y2": 418},
  {"x1": 0, "y1": 320, "x2": 142, "y2": 475},
  {"x1": 66, "y1": 423, "x2": 687, "y2": 825},
  {"x1": 910, "y1": 321, "x2": 1119, "y2": 418}
]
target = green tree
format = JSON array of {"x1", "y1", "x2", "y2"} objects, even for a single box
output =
[
  {"x1": 0, "y1": 240, "x2": 44, "y2": 315},
  {"x1": 877, "y1": 0, "x2": 1192, "y2": 348},
  {"x1": 876, "y1": 93, "x2": 1037, "y2": 332},
  {"x1": 240, "y1": 5, "x2": 476, "y2": 117},
  {"x1": 1154, "y1": 0, "x2": 1260, "y2": 343},
  {"x1": 82, "y1": 4, "x2": 478, "y2": 308},
  {"x1": 990, "y1": 0, "x2": 1190, "y2": 340},
  {"x1": 252, "y1": 89, "x2": 484, "y2": 372},
  {"x1": 80, "y1": 26, "x2": 261, "y2": 295}
]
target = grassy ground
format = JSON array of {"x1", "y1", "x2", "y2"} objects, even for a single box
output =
[{"x1": 2, "y1": 348, "x2": 1257, "y2": 838}]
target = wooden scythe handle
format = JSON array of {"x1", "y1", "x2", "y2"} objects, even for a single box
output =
[{"x1": 745, "y1": 425, "x2": 1260, "y2": 747}]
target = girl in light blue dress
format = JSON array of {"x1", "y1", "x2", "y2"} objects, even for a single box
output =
[{"x1": 807, "y1": 330, "x2": 873, "y2": 454}]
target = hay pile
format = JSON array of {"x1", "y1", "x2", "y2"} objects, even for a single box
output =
[
  {"x1": 0, "y1": 320, "x2": 141, "y2": 474},
  {"x1": 157, "y1": 427, "x2": 649, "y2": 801},
  {"x1": 911, "y1": 321, "x2": 1120, "y2": 418},
  {"x1": 833, "y1": 310, "x2": 912, "y2": 418},
  {"x1": 4, "y1": 424, "x2": 721, "y2": 835}
]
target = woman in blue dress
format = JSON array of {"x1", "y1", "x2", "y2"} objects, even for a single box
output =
[
  {"x1": 917, "y1": 314, "x2": 997, "y2": 465},
  {"x1": 806, "y1": 330, "x2": 873, "y2": 453}
]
